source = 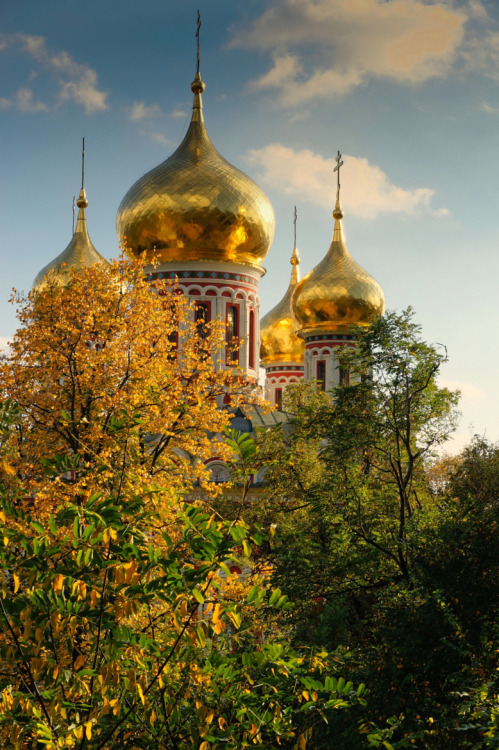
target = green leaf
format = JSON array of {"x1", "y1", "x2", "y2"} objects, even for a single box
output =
[
  {"x1": 269, "y1": 588, "x2": 281, "y2": 606},
  {"x1": 247, "y1": 585, "x2": 259, "y2": 604},
  {"x1": 192, "y1": 588, "x2": 205, "y2": 604}
]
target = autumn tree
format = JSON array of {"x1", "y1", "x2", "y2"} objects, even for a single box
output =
[{"x1": 0, "y1": 260, "x2": 362, "y2": 750}]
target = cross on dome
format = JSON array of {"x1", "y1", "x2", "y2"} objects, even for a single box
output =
[{"x1": 333, "y1": 150, "x2": 343, "y2": 200}]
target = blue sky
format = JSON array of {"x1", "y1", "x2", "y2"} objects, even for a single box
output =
[{"x1": 1, "y1": 0, "x2": 499, "y2": 453}]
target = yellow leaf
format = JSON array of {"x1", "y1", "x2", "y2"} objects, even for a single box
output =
[
  {"x1": 2, "y1": 461, "x2": 15, "y2": 476},
  {"x1": 205, "y1": 710, "x2": 214, "y2": 724},
  {"x1": 53, "y1": 574, "x2": 64, "y2": 594},
  {"x1": 299, "y1": 733, "x2": 307, "y2": 749},
  {"x1": 13, "y1": 573, "x2": 20, "y2": 593},
  {"x1": 212, "y1": 603, "x2": 222, "y2": 624},
  {"x1": 35, "y1": 628, "x2": 43, "y2": 643},
  {"x1": 74, "y1": 654, "x2": 85, "y2": 670},
  {"x1": 85, "y1": 721, "x2": 92, "y2": 740},
  {"x1": 3, "y1": 536, "x2": 8, "y2": 547},
  {"x1": 137, "y1": 684, "x2": 145, "y2": 705},
  {"x1": 199, "y1": 743, "x2": 210, "y2": 750},
  {"x1": 150, "y1": 709, "x2": 156, "y2": 725}
]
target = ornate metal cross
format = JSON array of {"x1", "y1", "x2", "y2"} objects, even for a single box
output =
[
  {"x1": 333, "y1": 149, "x2": 343, "y2": 198},
  {"x1": 293, "y1": 205, "x2": 297, "y2": 248},
  {"x1": 196, "y1": 10, "x2": 201, "y2": 75}
]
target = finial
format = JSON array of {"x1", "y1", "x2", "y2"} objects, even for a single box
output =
[
  {"x1": 72, "y1": 196, "x2": 76, "y2": 235},
  {"x1": 290, "y1": 207, "x2": 300, "y2": 284},
  {"x1": 196, "y1": 10, "x2": 201, "y2": 76},
  {"x1": 76, "y1": 138, "x2": 88, "y2": 210},
  {"x1": 81, "y1": 137, "x2": 85, "y2": 191},
  {"x1": 332, "y1": 150, "x2": 344, "y2": 221},
  {"x1": 191, "y1": 11, "x2": 205, "y2": 95}
]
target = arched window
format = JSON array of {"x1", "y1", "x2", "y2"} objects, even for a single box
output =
[
  {"x1": 249, "y1": 309, "x2": 255, "y2": 369},
  {"x1": 194, "y1": 301, "x2": 210, "y2": 339},
  {"x1": 275, "y1": 388, "x2": 283, "y2": 409},
  {"x1": 226, "y1": 304, "x2": 239, "y2": 364},
  {"x1": 317, "y1": 361, "x2": 326, "y2": 390},
  {"x1": 339, "y1": 367, "x2": 350, "y2": 386}
]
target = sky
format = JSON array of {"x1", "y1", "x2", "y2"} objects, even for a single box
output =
[{"x1": 1, "y1": 0, "x2": 499, "y2": 453}]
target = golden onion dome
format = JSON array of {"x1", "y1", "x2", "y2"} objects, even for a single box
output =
[
  {"x1": 260, "y1": 246, "x2": 305, "y2": 365},
  {"x1": 116, "y1": 72, "x2": 275, "y2": 268},
  {"x1": 33, "y1": 188, "x2": 109, "y2": 290},
  {"x1": 291, "y1": 199, "x2": 385, "y2": 336}
]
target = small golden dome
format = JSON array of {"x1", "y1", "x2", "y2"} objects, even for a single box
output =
[
  {"x1": 116, "y1": 72, "x2": 275, "y2": 268},
  {"x1": 34, "y1": 188, "x2": 109, "y2": 290},
  {"x1": 291, "y1": 198, "x2": 385, "y2": 336},
  {"x1": 260, "y1": 246, "x2": 305, "y2": 365}
]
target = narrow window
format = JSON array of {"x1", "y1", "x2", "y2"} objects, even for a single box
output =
[
  {"x1": 339, "y1": 367, "x2": 350, "y2": 386},
  {"x1": 317, "y1": 361, "x2": 326, "y2": 390},
  {"x1": 226, "y1": 304, "x2": 239, "y2": 364},
  {"x1": 249, "y1": 309, "x2": 255, "y2": 369},
  {"x1": 275, "y1": 388, "x2": 283, "y2": 409},
  {"x1": 194, "y1": 301, "x2": 210, "y2": 339}
]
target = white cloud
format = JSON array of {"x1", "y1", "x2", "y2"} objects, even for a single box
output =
[
  {"x1": 230, "y1": 0, "x2": 467, "y2": 105},
  {"x1": 481, "y1": 101, "x2": 499, "y2": 113},
  {"x1": 140, "y1": 130, "x2": 171, "y2": 146},
  {"x1": 0, "y1": 86, "x2": 48, "y2": 113},
  {"x1": 0, "y1": 33, "x2": 108, "y2": 114},
  {"x1": 129, "y1": 101, "x2": 161, "y2": 121},
  {"x1": 171, "y1": 106, "x2": 188, "y2": 119},
  {"x1": 245, "y1": 143, "x2": 446, "y2": 219},
  {"x1": 439, "y1": 379, "x2": 484, "y2": 401}
]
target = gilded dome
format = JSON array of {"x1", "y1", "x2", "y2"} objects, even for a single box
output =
[
  {"x1": 260, "y1": 247, "x2": 305, "y2": 365},
  {"x1": 116, "y1": 73, "x2": 275, "y2": 268},
  {"x1": 291, "y1": 200, "x2": 385, "y2": 336},
  {"x1": 34, "y1": 188, "x2": 109, "y2": 290}
]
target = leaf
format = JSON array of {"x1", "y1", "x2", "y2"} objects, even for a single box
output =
[
  {"x1": 85, "y1": 722, "x2": 92, "y2": 740},
  {"x1": 269, "y1": 588, "x2": 281, "y2": 606},
  {"x1": 13, "y1": 573, "x2": 20, "y2": 593},
  {"x1": 212, "y1": 603, "x2": 222, "y2": 623},
  {"x1": 227, "y1": 610, "x2": 241, "y2": 629},
  {"x1": 53, "y1": 574, "x2": 64, "y2": 594},
  {"x1": 192, "y1": 588, "x2": 205, "y2": 604},
  {"x1": 137, "y1": 683, "x2": 145, "y2": 705},
  {"x1": 247, "y1": 585, "x2": 259, "y2": 604},
  {"x1": 196, "y1": 625, "x2": 207, "y2": 647},
  {"x1": 242, "y1": 539, "x2": 252, "y2": 558}
]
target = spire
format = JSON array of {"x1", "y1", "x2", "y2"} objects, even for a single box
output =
[
  {"x1": 33, "y1": 139, "x2": 109, "y2": 289},
  {"x1": 75, "y1": 138, "x2": 89, "y2": 237},
  {"x1": 190, "y1": 10, "x2": 205, "y2": 123},
  {"x1": 290, "y1": 206, "x2": 300, "y2": 285},
  {"x1": 332, "y1": 150, "x2": 345, "y2": 242}
]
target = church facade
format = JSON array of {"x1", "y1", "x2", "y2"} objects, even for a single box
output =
[{"x1": 34, "y1": 65, "x2": 385, "y2": 420}]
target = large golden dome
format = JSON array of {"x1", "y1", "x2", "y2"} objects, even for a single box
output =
[
  {"x1": 117, "y1": 73, "x2": 275, "y2": 268},
  {"x1": 260, "y1": 246, "x2": 305, "y2": 365},
  {"x1": 291, "y1": 200, "x2": 385, "y2": 336},
  {"x1": 34, "y1": 188, "x2": 109, "y2": 290}
]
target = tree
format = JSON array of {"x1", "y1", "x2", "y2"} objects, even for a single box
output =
[
  {"x1": 266, "y1": 308, "x2": 460, "y2": 600},
  {"x1": 0, "y1": 260, "x2": 361, "y2": 749},
  {"x1": 253, "y1": 309, "x2": 464, "y2": 748}
]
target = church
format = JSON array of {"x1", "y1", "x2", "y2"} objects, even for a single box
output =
[{"x1": 33, "y1": 62, "x2": 386, "y2": 453}]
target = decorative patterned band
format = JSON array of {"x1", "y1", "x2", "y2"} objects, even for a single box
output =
[
  {"x1": 305, "y1": 334, "x2": 357, "y2": 343},
  {"x1": 147, "y1": 270, "x2": 259, "y2": 287},
  {"x1": 266, "y1": 365, "x2": 305, "y2": 373}
]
